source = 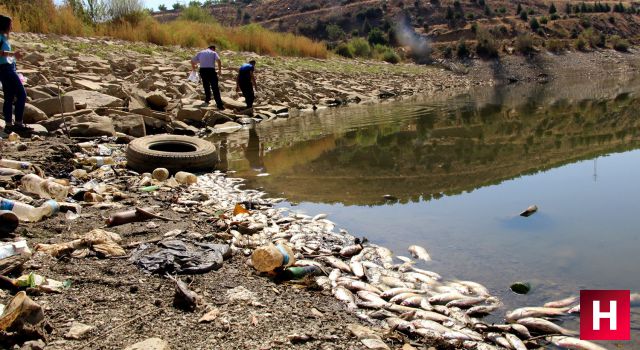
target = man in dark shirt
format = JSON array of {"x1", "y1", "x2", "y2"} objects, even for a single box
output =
[{"x1": 235, "y1": 60, "x2": 257, "y2": 108}]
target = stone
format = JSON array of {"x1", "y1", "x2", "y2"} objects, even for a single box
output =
[
  {"x1": 69, "y1": 112, "x2": 116, "y2": 137},
  {"x1": 20, "y1": 339, "x2": 46, "y2": 350},
  {"x1": 64, "y1": 321, "x2": 95, "y2": 340},
  {"x1": 347, "y1": 324, "x2": 381, "y2": 340},
  {"x1": 30, "y1": 96, "x2": 75, "y2": 116},
  {"x1": 124, "y1": 338, "x2": 171, "y2": 350},
  {"x1": 226, "y1": 286, "x2": 256, "y2": 304},
  {"x1": 66, "y1": 90, "x2": 124, "y2": 109},
  {"x1": 213, "y1": 121, "x2": 242, "y2": 133},
  {"x1": 73, "y1": 79, "x2": 102, "y2": 91},
  {"x1": 221, "y1": 96, "x2": 247, "y2": 110},
  {"x1": 0, "y1": 98, "x2": 48, "y2": 123},
  {"x1": 26, "y1": 124, "x2": 49, "y2": 136},
  {"x1": 176, "y1": 108, "x2": 205, "y2": 122},
  {"x1": 146, "y1": 91, "x2": 170, "y2": 111},
  {"x1": 361, "y1": 339, "x2": 390, "y2": 350},
  {"x1": 23, "y1": 52, "x2": 44, "y2": 65},
  {"x1": 111, "y1": 114, "x2": 146, "y2": 137},
  {"x1": 171, "y1": 120, "x2": 198, "y2": 136},
  {"x1": 26, "y1": 88, "x2": 51, "y2": 100}
]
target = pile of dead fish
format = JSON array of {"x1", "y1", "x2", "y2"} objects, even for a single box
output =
[{"x1": 184, "y1": 173, "x2": 610, "y2": 350}]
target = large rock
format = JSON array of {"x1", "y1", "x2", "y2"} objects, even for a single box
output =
[
  {"x1": 221, "y1": 96, "x2": 247, "y2": 110},
  {"x1": 23, "y1": 52, "x2": 44, "y2": 65},
  {"x1": 0, "y1": 99, "x2": 47, "y2": 123},
  {"x1": 69, "y1": 112, "x2": 116, "y2": 137},
  {"x1": 146, "y1": 92, "x2": 169, "y2": 111},
  {"x1": 26, "y1": 88, "x2": 51, "y2": 100},
  {"x1": 176, "y1": 108, "x2": 205, "y2": 122},
  {"x1": 124, "y1": 338, "x2": 170, "y2": 350},
  {"x1": 66, "y1": 90, "x2": 124, "y2": 109},
  {"x1": 111, "y1": 114, "x2": 146, "y2": 138},
  {"x1": 73, "y1": 79, "x2": 102, "y2": 91},
  {"x1": 213, "y1": 121, "x2": 242, "y2": 133},
  {"x1": 30, "y1": 96, "x2": 75, "y2": 116}
]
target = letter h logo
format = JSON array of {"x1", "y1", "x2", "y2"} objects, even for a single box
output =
[{"x1": 580, "y1": 290, "x2": 630, "y2": 341}]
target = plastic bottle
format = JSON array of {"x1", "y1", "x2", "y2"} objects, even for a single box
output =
[
  {"x1": 0, "y1": 210, "x2": 19, "y2": 235},
  {"x1": 0, "y1": 198, "x2": 59, "y2": 222},
  {"x1": 175, "y1": 171, "x2": 197, "y2": 185},
  {"x1": 84, "y1": 156, "x2": 115, "y2": 167},
  {"x1": 8, "y1": 132, "x2": 20, "y2": 141},
  {"x1": 251, "y1": 243, "x2": 296, "y2": 272},
  {"x1": 152, "y1": 168, "x2": 169, "y2": 181},
  {"x1": 20, "y1": 174, "x2": 69, "y2": 201},
  {"x1": 0, "y1": 167, "x2": 24, "y2": 176},
  {"x1": 0, "y1": 159, "x2": 31, "y2": 171},
  {"x1": 0, "y1": 239, "x2": 31, "y2": 259}
]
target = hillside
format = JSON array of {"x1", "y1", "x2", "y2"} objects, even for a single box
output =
[{"x1": 155, "y1": 0, "x2": 640, "y2": 60}]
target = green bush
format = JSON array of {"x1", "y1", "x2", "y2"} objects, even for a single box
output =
[
  {"x1": 530, "y1": 17, "x2": 540, "y2": 31},
  {"x1": 368, "y1": 27, "x2": 388, "y2": 45},
  {"x1": 349, "y1": 37, "x2": 371, "y2": 57},
  {"x1": 335, "y1": 42, "x2": 354, "y2": 58},
  {"x1": 475, "y1": 27, "x2": 499, "y2": 58},
  {"x1": 547, "y1": 39, "x2": 568, "y2": 53},
  {"x1": 456, "y1": 39, "x2": 470, "y2": 58},
  {"x1": 574, "y1": 37, "x2": 587, "y2": 51},
  {"x1": 326, "y1": 24, "x2": 345, "y2": 41},
  {"x1": 550, "y1": 13, "x2": 560, "y2": 20},
  {"x1": 382, "y1": 49, "x2": 400, "y2": 63},
  {"x1": 520, "y1": 11, "x2": 528, "y2": 21},
  {"x1": 540, "y1": 16, "x2": 548, "y2": 24},
  {"x1": 179, "y1": 4, "x2": 214, "y2": 23},
  {"x1": 611, "y1": 35, "x2": 630, "y2": 52},
  {"x1": 516, "y1": 33, "x2": 535, "y2": 54},
  {"x1": 442, "y1": 45, "x2": 453, "y2": 58}
]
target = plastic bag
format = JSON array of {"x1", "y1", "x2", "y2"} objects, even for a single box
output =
[{"x1": 187, "y1": 71, "x2": 199, "y2": 83}]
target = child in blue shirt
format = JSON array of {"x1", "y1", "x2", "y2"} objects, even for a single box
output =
[{"x1": 0, "y1": 15, "x2": 28, "y2": 132}]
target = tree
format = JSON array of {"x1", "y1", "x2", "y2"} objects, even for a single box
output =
[
  {"x1": 529, "y1": 17, "x2": 540, "y2": 31},
  {"x1": 325, "y1": 24, "x2": 345, "y2": 41},
  {"x1": 549, "y1": 3, "x2": 557, "y2": 14},
  {"x1": 516, "y1": 3, "x2": 522, "y2": 14},
  {"x1": 172, "y1": 2, "x2": 185, "y2": 10},
  {"x1": 520, "y1": 10, "x2": 528, "y2": 20},
  {"x1": 367, "y1": 27, "x2": 388, "y2": 45},
  {"x1": 446, "y1": 5, "x2": 454, "y2": 20},
  {"x1": 188, "y1": 1, "x2": 202, "y2": 7},
  {"x1": 361, "y1": 18, "x2": 372, "y2": 35},
  {"x1": 565, "y1": 3, "x2": 572, "y2": 14},
  {"x1": 158, "y1": 4, "x2": 167, "y2": 11}
]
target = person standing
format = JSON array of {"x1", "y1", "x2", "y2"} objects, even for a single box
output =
[
  {"x1": 235, "y1": 60, "x2": 257, "y2": 108},
  {"x1": 191, "y1": 45, "x2": 224, "y2": 110},
  {"x1": 0, "y1": 15, "x2": 28, "y2": 132}
]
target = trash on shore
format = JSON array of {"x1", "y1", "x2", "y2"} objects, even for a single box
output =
[
  {"x1": 0, "y1": 210, "x2": 19, "y2": 236},
  {"x1": 510, "y1": 282, "x2": 532, "y2": 295},
  {"x1": 14, "y1": 272, "x2": 69, "y2": 293},
  {"x1": 130, "y1": 239, "x2": 231, "y2": 275},
  {"x1": 0, "y1": 291, "x2": 46, "y2": 345},
  {"x1": 0, "y1": 240, "x2": 32, "y2": 275},
  {"x1": 0, "y1": 198, "x2": 59, "y2": 222},
  {"x1": 170, "y1": 276, "x2": 200, "y2": 312},
  {"x1": 251, "y1": 243, "x2": 295, "y2": 272},
  {"x1": 519, "y1": 205, "x2": 538, "y2": 217},
  {"x1": 106, "y1": 207, "x2": 170, "y2": 227},
  {"x1": 35, "y1": 228, "x2": 125, "y2": 258}
]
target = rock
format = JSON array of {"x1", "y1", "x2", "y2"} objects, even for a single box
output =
[
  {"x1": 171, "y1": 120, "x2": 198, "y2": 136},
  {"x1": 26, "y1": 88, "x2": 51, "y2": 100},
  {"x1": 348, "y1": 324, "x2": 381, "y2": 340},
  {"x1": 124, "y1": 337, "x2": 171, "y2": 350},
  {"x1": 176, "y1": 108, "x2": 205, "y2": 122},
  {"x1": 64, "y1": 321, "x2": 95, "y2": 340},
  {"x1": 26, "y1": 124, "x2": 48, "y2": 136},
  {"x1": 66, "y1": 90, "x2": 124, "y2": 109},
  {"x1": 221, "y1": 96, "x2": 246, "y2": 110},
  {"x1": 361, "y1": 339, "x2": 390, "y2": 350},
  {"x1": 226, "y1": 286, "x2": 256, "y2": 304},
  {"x1": 69, "y1": 112, "x2": 116, "y2": 137},
  {"x1": 23, "y1": 52, "x2": 44, "y2": 65},
  {"x1": 198, "y1": 308, "x2": 219, "y2": 323},
  {"x1": 213, "y1": 121, "x2": 242, "y2": 133},
  {"x1": 146, "y1": 91, "x2": 169, "y2": 111},
  {"x1": 0, "y1": 98, "x2": 48, "y2": 124},
  {"x1": 73, "y1": 79, "x2": 102, "y2": 91},
  {"x1": 111, "y1": 114, "x2": 146, "y2": 137},
  {"x1": 20, "y1": 339, "x2": 46, "y2": 350},
  {"x1": 30, "y1": 96, "x2": 75, "y2": 116}
]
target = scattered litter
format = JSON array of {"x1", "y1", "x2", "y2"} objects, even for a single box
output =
[
  {"x1": 130, "y1": 239, "x2": 231, "y2": 275},
  {"x1": 35, "y1": 228, "x2": 125, "y2": 258}
]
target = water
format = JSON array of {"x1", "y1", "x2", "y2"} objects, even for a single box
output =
[{"x1": 211, "y1": 74, "x2": 640, "y2": 347}]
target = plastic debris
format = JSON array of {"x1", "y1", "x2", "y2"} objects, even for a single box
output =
[
  {"x1": 130, "y1": 239, "x2": 231, "y2": 275},
  {"x1": 35, "y1": 228, "x2": 125, "y2": 258}
]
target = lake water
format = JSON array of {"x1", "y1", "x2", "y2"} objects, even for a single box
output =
[{"x1": 211, "y1": 74, "x2": 640, "y2": 347}]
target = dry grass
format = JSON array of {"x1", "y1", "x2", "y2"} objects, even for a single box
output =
[{"x1": 0, "y1": 0, "x2": 327, "y2": 59}]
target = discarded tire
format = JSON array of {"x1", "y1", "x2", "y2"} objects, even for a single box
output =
[{"x1": 126, "y1": 134, "x2": 216, "y2": 173}]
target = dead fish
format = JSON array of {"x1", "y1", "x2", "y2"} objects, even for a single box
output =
[
  {"x1": 375, "y1": 246, "x2": 394, "y2": 268},
  {"x1": 403, "y1": 271, "x2": 436, "y2": 284},
  {"x1": 510, "y1": 324, "x2": 532, "y2": 339},
  {"x1": 506, "y1": 306, "x2": 569, "y2": 322},
  {"x1": 323, "y1": 256, "x2": 351, "y2": 273},
  {"x1": 333, "y1": 286, "x2": 355, "y2": 305},
  {"x1": 401, "y1": 295, "x2": 430, "y2": 308},
  {"x1": 380, "y1": 288, "x2": 425, "y2": 300},
  {"x1": 428, "y1": 291, "x2": 466, "y2": 304},
  {"x1": 349, "y1": 261, "x2": 365, "y2": 279},
  {"x1": 368, "y1": 309, "x2": 397, "y2": 319},
  {"x1": 311, "y1": 213, "x2": 327, "y2": 221},
  {"x1": 412, "y1": 319, "x2": 452, "y2": 334},
  {"x1": 294, "y1": 259, "x2": 325, "y2": 268},
  {"x1": 544, "y1": 296, "x2": 578, "y2": 308},
  {"x1": 402, "y1": 309, "x2": 452, "y2": 323},
  {"x1": 548, "y1": 336, "x2": 608, "y2": 350},
  {"x1": 414, "y1": 327, "x2": 444, "y2": 341},
  {"x1": 456, "y1": 280, "x2": 490, "y2": 296},
  {"x1": 357, "y1": 291, "x2": 388, "y2": 304},
  {"x1": 396, "y1": 255, "x2": 412, "y2": 263},
  {"x1": 516, "y1": 317, "x2": 576, "y2": 336},
  {"x1": 340, "y1": 244, "x2": 363, "y2": 258},
  {"x1": 520, "y1": 205, "x2": 538, "y2": 217},
  {"x1": 385, "y1": 317, "x2": 415, "y2": 334},
  {"x1": 465, "y1": 342, "x2": 500, "y2": 350},
  {"x1": 338, "y1": 280, "x2": 381, "y2": 294},
  {"x1": 386, "y1": 304, "x2": 421, "y2": 314},
  {"x1": 443, "y1": 330, "x2": 482, "y2": 342},
  {"x1": 467, "y1": 302, "x2": 502, "y2": 317},
  {"x1": 447, "y1": 306, "x2": 473, "y2": 326},
  {"x1": 486, "y1": 332, "x2": 513, "y2": 349},
  {"x1": 408, "y1": 245, "x2": 432, "y2": 262},
  {"x1": 380, "y1": 276, "x2": 413, "y2": 289},
  {"x1": 410, "y1": 266, "x2": 442, "y2": 280},
  {"x1": 504, "y1": 333, "x2": 527, "y2": 350},
  {"x1": 446, "y1": 296, "x2": 487, "y2": 309},
  {"x1": 315, "y1": 276, "x2": 332, "y2": 290},
  {"x1": 567, "y1": 304, "x2": 580, "y2": 314},
  {"x1": 390, "y1": 292, "x2": 420, "y2": 304},
  {"x1": 357, "y1": 300, "x2": 387, "y2": 310}
]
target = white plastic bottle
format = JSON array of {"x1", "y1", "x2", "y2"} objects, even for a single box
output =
[
  {"x1": 175, "y1": 171, "x2": 197, "y2": 185},
  {"x1": 0, "y1": 198, "x2": 59, "y2": 222},
  {"x1": 20, "y1": 174, "x2": 69, "y2": 201},
  {"x1": 86, "y1": 156, "x2": 115, "y2": 167},
  {"x1": 0, "y1": 159, "x2": 31, "y2": 171}
]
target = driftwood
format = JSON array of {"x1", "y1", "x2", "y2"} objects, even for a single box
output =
[
  {"x1": 0, "y1": 253, "x2": 30, "y2": 275},
  {"x1": 106, "y1": 207, "x2": 171, "y2": 227}
]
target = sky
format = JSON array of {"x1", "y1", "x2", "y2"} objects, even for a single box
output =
[{"x1": 53, "y1": 0, "x2": 184, "y2": 11}]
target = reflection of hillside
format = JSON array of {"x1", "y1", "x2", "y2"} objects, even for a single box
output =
[{"x1": 224, "y1": 77, "x2": 640, "y2": 205}]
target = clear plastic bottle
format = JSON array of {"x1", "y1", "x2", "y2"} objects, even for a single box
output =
[
  {"x1": 86, "y1": 156, "x2": 115, "y2": 167},
  {"x1": 0, "y1": 159, "x2": 32, "y2": 171},
  {"x1": 0, "y1": 198, "x2": 59, "y2": 222},
  {"x1": 20, "y1": 174, "x2": 69, "y2": 201},
  {"x1": 175, "y1": 171, "x2": 197, "y2": 185},
  {"x1": 251, "y1": 243, "x2": 296, "y2": 272}
]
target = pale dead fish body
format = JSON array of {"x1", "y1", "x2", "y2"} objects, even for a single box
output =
[
  {"x1": 385, "y1": 317, "x2": 415, "y2": 334},
  {"x1": 429, "y1": 291, "x2": 466, "y2": 304},
  {"x1": 401, "y1": 295, "x2": 430, "y2": 308},
  {"x1": 338, "y1": 280, "x2": 382, "y2": 294},
  {"x1": 386, "y1": 303, "x2": 421, "y2": 314},
  {"x1": 328, "y1": 269, "x2": 342, "y2": 282},
  {"x1": 504, "y1": 333, "x2": 527, "y2": 350},
  {"x1": 464, "y1": 342, "x2": 500, "y2": 350},
  {"x1": 311, "y1": 213, "x2": 327, "y2": 221},
  {"x1": 381, "y1": 276, "x2": 414, "y2": 289},
  {"x1": 467, "y1": 302, "x2": 502, "y2": 316},
  {"x1": 294, "y1": 259, "x2": 324, "y2": 268},
  {"x1": 381, "y1": 288, "x2": 425, "y2": 299},
  {"x1": 446, "y1": 296, "x2": 487, "y2": 309},
  {"x1": 350, "y1": 261, "x2": 365, "y2": 279},
  {"x1": 567, "y1": 304, "x2": 580, "y2": 314},
  {"x1": 447, "y1": 306, "x2": 473, "y2": 325},
  {"x1": 340, "y1": 244, "x2": 363, "y2": 258},
  {"x1": 323, "y1": 256, "x2": 351, "y2": 273},
  {"x1": 506, "y1": 306, "x2": 569, "y2": 322},
  {"x1": 510, "y1": 324, "x2": 532, "y2": 339},
  {"x1": 404, "y1": 309, "x2": 453, "y2": 323},
  {"x1": 516, "y1": 317, "x2": 576, "y2": 335},
  {"x1": 412, "y1": 319, "x2": 452, "y2": 334},
  {"x1": 408, "y1": 244, "x2": 432, "y2": 262},
  {"x1": 486, "y1": 332, "x2": 513, "y2": 349},
  {"x1": 403, "y1": 271, "x2": 437, "y2": 284},
  {"x1": 548, "y1": 336, "x2": 608, "y2": 350},
  {"x1": 443, "y1": 330, "x2": 482, "y2": 342},
  {"x1": 410, "y1": 266, "x2": 442, "y2": 280},
  {"x1": 357, "y1": 291, "x2": 388, "y2": 304},
  {"x1": 357, "y1": 300, "x2": 387, "y2": 310},
  {"x1": 544, "y1": 296, "x2": 578, "y2": 308},
  {"x1": 368, "y1": 309, "x2": 397, "y2": 319},
  {"x1": 456, "y1": 280, "x2": 490, "y2": 296},
  {"x1": 396, "y1": 255, "x2": 412, "y2": 263},
  {"x1": 334, "y1": 286, "x2": 355, "y2": 305},
  {"x1": 315, "y1": 276, "x2": 332, "y2": 290},
  {"x1": 413, "y1": 327, "x2": 444, "y2": 341},
  {"x1": 390, "y1": 292, "x2": 421, "y2": 304}
]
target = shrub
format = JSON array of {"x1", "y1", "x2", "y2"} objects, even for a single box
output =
[
  {"x1": 530, "y1": 17, "x2": 540, "y2": 31},
  {"x1": 549, "y1": 3, "x2": 557, "y2": 14},
  {"x1": 516, "y1": 33, "x2": 534, "y2": 54},
  {"x1": 580, "y1": 28, "x2": 605, "y2": 48},
  {"x1": 349, "y1": 37, "x2": 371, "y2": 57},
  {"x1": 516, "y1": 3, "x2": 522, "y2": 14},
  {"x1": 520, "y1": 11, "x2": 528, "y2": 21},
  {"x1": 326, "y1": 24, "x2": 345, "y2": 41},
  {"x1": 442, "y1": 45, "x2": 453, "y2": 58},
  {"x1": 180, "y1": 4, "x2": 214, "y2": 23},
  {"x1": 540, "y1": 16, "x2": 548, "y2": 24},
  {"x1": 546, "y1": 39, "x2": 568, "y2": 53},
  {"x1": 335, "y1": 42, "x2": 354, "y2": 58},
  {"x1": 550, "y1": 13, "x2": 560, "y2": 20},
  {"x1": 368, "y1": 27, "x2": 388, "y2": 45},
  {"x1": 382, "y1": 49, "x2": 400, "y2": 63},
  {"x1": 574, "y1": 37, "x2": 587, "y2": 51},
  {"x1": 456, "y1": 39, "x2": 470, "y2": 58},
  {"x1": 610, "y1": 35, "x2": 630, "y2": 52},
  {"x1": 475, "y1": 26, "x2": 499, "y2": 58}
]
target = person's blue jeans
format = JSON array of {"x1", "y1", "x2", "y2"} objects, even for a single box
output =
[{"x1": 0, "y1": 64, "x2": 26, "y2": 125}]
